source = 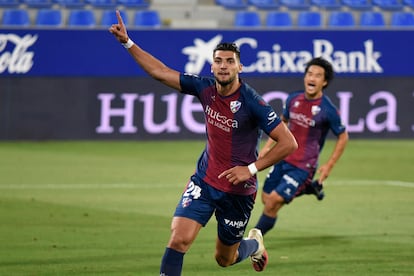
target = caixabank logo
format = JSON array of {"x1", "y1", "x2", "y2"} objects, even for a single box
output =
[{"x1": 180, "y1": 34, "x2": 383, "y2": 75}]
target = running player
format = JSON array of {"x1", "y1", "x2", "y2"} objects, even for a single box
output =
[
  {"x1": 254, "y1": 57, "x2": 348, "y2": 236},
  {"x1": 108, "y1": 10, "x2": 297, "y2": 275}
]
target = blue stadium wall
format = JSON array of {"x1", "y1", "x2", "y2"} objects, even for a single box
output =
[{"x1": 0, "y1": 29, "x2": 413, "y2": 140}]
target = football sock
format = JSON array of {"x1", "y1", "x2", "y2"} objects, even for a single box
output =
[
  {"x1": 235, "y1": 238, "x2": 259, "y2": 264},
  {"x1": 160, "y1": 247, "x2": 184, "y2": 276},
  {"x1": 255, "y1": 214, "x2": 277, "y2": 235}
]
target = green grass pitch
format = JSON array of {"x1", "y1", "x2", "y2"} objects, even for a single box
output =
[{"x1": 0, "y1": 140, "x2": 413, "y2": 275}]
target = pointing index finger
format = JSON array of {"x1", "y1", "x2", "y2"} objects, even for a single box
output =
[{"x1": 116, "y1": 10, "x2": 124, "y2": 26}]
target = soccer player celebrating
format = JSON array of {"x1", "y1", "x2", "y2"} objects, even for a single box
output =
[
  {"x1": 254, "y1": 57, "x2": 349, "y2": 236},
  {"x1": 109, "y1": 10, "x2": 297, "y2": 275}
]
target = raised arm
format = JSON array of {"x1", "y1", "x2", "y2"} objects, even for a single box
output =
[{"x1": 108, "y1": 10, "x2": 181, "y2": 91}]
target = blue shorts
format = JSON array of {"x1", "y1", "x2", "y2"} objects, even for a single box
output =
[
  {"x1": 174, "y1": 175, "x2": 256, "y2": 246},
  {"x1": 262, "y1": 160, "x2": 314, "y2": 203}
]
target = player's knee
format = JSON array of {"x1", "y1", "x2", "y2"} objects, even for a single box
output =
[
  {"x1": 215, "y1": 254, "x2": 233, "y2": 267},
  {"x1": 168, "y1": 234, "x2": 192, "y2": 252},
  {"x1": 261, "y1": 192, "x2": 269, "y2": 205},
  {"x1": 265, "y1": 192, "x2": 285, "y2": 213}
]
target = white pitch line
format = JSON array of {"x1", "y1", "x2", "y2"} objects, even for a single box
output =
[
  {"x1": 0, "y1": 183, "x2": 176, "y2": 189},
  {"x1": 329, "y1": 180, "x2": 414, "y2": 188},
  {"x1": 0, "y1": 180, "x2": 413, "y2": 189}
]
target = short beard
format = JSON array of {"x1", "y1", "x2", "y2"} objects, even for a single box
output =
[{"x1": 215, "y1": 76, "x2": 236, "y2": 87}]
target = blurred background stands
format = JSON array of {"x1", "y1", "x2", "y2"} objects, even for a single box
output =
[{"x1": 1, "y1": 0, "x2": 414, "y2": 29}]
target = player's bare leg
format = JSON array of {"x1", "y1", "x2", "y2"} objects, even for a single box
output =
[
  {"x1": 167, "y1": 216, "x2": 202, "y2": 251},
  {"x1": 215, "y1": 239, "x2": 240, "y2": 267},
  {"x1": 254, "y1": 191, "x2": 284, "y2": 236},
  {"x1": 160, "y1": 217, "x2": 202, "y2": 276}
]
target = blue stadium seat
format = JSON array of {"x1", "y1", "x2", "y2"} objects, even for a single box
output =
[
  {"x1": 403, "y1": 0, "x2": 414, "y2": 8},
  {"x1": 36, "y1": 9, "x2": 63, "y2": 26},
  {"x1": 0, "y1": 0, "x2": 20, "y2": 8},
  {"x1": 297, "y1": 11, "x2": 322, "y2": 27},
  {"x1": 53, "y1": 0, "x2": 86, "y2": 8},
  {"x1": 216, "y1": 0, "x2": 249, "y2": 9},
  {"x1": 280, "y1": 0, "x2": 311, "y2": 10},
  {"x1": 328, "y1": 11, "x2": 355, "y2": 27},
  {"x1": 341, "y1": 0, "x2": 373, "y2": 10},
  {"x1": 23, "y1": 0, "x2": 54, "y2": 8},
  {"x1": 133, "y1": 10, "x2": 161, "y2": 27},
  {"x1": 85, "y1": 0, "x2": 117, "y2": 8},
  {"x1": 101, "y1": 10, "x2": 128, "y2": 26},
  {"x1": 68, "y1": 9, "x2": 96, "y2": 27},
  {"x1": 2, "y1": 9, "x2": 30, "y2": 26},
  {"x1": 390, "y1": 11, "x2": 414, "y2": 27},
  {"x1": 234, "y1": 10, "x2": 261, "y2": 27},
  {"x1": 311, "y1": 0, "x2": 342, "y2": 9},
  {"x1": 117, "y1": 0, "x2": 149, "y2": 8},
  {"x1": 372, "y1": 0, "x2": 404, "y2": 10},
  {"x1": 266, "y1": 11, "x2": 292, "y2": 27},
  {"x1": 248, "y1": 0, "x2": 280, "y2": 9},
  {"x1": 359, "y1": 11, "x2": 385, "y2": 27}
]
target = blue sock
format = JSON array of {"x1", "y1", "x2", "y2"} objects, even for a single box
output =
[
  {"x1": 255, "y1": 214, "x2": 277, "y2": 235},
  {"x1": 235, "y1": 239, "x2": 258, "y2": 263},
  {"x1": 160, "y1": 247, "x2": 184, "y2": 276}
]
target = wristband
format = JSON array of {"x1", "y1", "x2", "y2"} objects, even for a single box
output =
[
  {"x1": 248, "y1": 163, "x2": 258, "y2": 176},
  {"x1": 122, "y1": 38, "x2": 134, "y2": 49}
]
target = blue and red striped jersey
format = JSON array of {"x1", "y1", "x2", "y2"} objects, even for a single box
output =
[
  {"x1": 180, "y1": 74, "x2": 281, "y2": 195},
  {"x1": 283, "y1": 91, "x2": 346, "y2": 171}
]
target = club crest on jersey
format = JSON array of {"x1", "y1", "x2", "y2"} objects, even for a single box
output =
[
  {"x1": 311, "y1": 105, "x2": 321, "y2": 115},
  {"x1": 230, "y1": 101, "x2": 242, "y2": 113}
]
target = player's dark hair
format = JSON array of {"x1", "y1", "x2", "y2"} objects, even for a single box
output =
[
  {"x1": 305, "y1": 57, "x2": 334, "y2": 88},
  {"x1": 213, "y1": 42, "x2": 241, "y2": 61}
]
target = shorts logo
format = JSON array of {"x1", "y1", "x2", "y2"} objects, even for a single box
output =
[
  {"x1": 181, "y1": 197, "x2": 192, "y2": 208},
  {"x1": 283, "y1": 174, "x2": 299, "y2": 188},
  {"x1": 224, "y1": 218, "x2": 248, "y2": 229},
  {"x1": 284, "y1": 188, "x2": 292, "y2": 196}
]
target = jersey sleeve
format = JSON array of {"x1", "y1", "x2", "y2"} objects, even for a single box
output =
[
  {"x1": 324, "y1": 98, "x2": 346, "y2": 136},
  {"x1": 248, "y1": 91, "x2": 281, "y2": 135},
  {"x1": 282, "y1": 91, "x2": 301, "y2": 120},
  {"x1": 179, "y1": 73, "x2": 214, "y2": 97}
]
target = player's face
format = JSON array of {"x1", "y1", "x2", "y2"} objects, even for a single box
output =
[
  {"x1": 211, "y1": 50, "x2": 242, "y2": 87},
  {"x1": 304, "y1": 65, "x2": 327, "y2": 99}
]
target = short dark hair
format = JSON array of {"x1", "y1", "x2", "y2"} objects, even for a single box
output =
[
  {"x1": 213, "y1": 42, "x2": 241, "y2": 60},
  {"x1": 305, "y1": 57, "x2": 334, "y2": 88}
]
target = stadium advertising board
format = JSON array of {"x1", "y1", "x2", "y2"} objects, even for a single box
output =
[
  {"x1": 0, "y1": 77, "x2": 412, "y2": 140},
  {"x1": 0, "y1": 29, "x2": 413, "y2": 77},
  {"x1": 0, "y1": 29, "x2": 413, "y2": 140}
]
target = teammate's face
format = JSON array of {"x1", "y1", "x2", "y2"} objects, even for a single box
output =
[
  {"x1": 211, "y1": 50, "x2": 242, "y2": 87},
  {"x1": 304, "y1": 65, "x2": 327, "y2": 99}
]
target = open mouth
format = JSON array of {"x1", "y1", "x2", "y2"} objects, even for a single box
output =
[{"x1": 218, "y1": 72, "x2": 229, "y2": 76}]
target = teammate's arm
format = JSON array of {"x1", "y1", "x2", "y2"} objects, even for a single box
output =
[
  {"x1": 255, "y1": 122, "x2": 297, "y2": 173},
  {"x1": 258, "y1": 115, "x2": 289, "y2": 159},
  {"x1": 218, "y1": 123, "x2": 297, "y2": 185},
  {"x1": 317, "y1": 131, "x2": 348, "y2": 182},
  {"x1": 218, "y1": 122, "x2": 297, "y2": 185},
  {"x1": 108, "y1": 10, "x2": 181, "y2": 91}
]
